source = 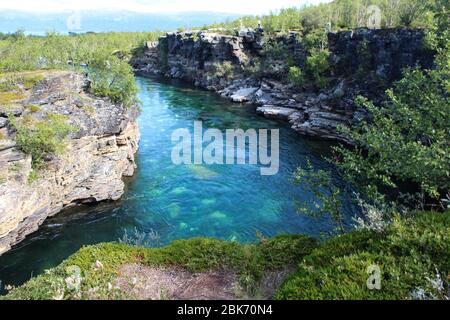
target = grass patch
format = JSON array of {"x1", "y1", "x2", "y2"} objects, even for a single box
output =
[
  {"x1": 275, "y1": 211, "x2": 450, "y2": 300},
  {"x1": 22, "y1": 74, "x2": 45, "y2": 90},
  {"x1": 2, "y1": 235, "x2": 316, "y2": 300},
  {"x1": 0, "y1": 92, "x2": 25, "y2": 105},
  {"x1": 8, "y1": 113, "x2": 76, "y2": 169},
  {"x1": 0, "y1": 72, "x2": 44, "y2": 93},
  {"x1": 26, "y1": 105, "x2": 41, "y2": 113},
  {"x1": 0, "y1": 81, "x2": 19, "y2": 93}
]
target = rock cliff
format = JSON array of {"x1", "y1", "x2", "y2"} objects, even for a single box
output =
[
  {"x1": 132, "y1": 28, "x2": 433, "y2": 142},
  {"x1": 0, "y1": 71, "x2": 139, "y2": 255}
]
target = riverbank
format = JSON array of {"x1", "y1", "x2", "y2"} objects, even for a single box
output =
[{"x1": 3, "y1": 211, "x2": 448, "y2": 300}]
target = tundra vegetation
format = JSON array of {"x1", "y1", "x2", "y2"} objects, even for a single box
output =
[{"x1": 1, "y1": 0, "x2": 449, "y2": 300}]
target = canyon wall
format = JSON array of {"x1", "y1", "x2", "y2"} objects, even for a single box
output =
[
  {"x1": 132, "y1": 28, "x2": 433, "y2": 142},
  {"x1": 0, "y1": 71, "x2": 139, "y2": 255}
]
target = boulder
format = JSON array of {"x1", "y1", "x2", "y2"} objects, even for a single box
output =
[
  {"x1": 256, "y1": 106, "x2": 297, "y2": 120},
  {"x1": 230, "y1": 87, "x2": 258, "y2": 103}
]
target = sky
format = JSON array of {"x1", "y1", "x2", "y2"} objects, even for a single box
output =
[{"x1": 0, "y1": 0, "x2": 331, "y2": 15}]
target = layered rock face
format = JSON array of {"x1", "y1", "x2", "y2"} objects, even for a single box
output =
[
  {"x1": 133, "y1": 28, "x2": 433, "y2": 142},
  {"x1": 0, "y1": 71, "x2": 139, "y2": 255}
]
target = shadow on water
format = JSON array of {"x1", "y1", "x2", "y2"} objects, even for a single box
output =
[{"x1": 0, "y1": 76, "x2": 360, "y2": 293}]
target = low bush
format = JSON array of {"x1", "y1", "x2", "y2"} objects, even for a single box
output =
[
  {"x1": 0, "y1": 92, "x2": 25, "y2": 105},
  {"x1": 2, "y1": 235, "x2": 317, "y2": 300},
  {"x1": 211, "y1": 61, "x2": 234, "y2": 79},
  {"x1": 88, "y1": 54, "x2": 138, "y2": 108},
  {"x1": 275, "y1": 211, "x2": 450, "y2": 300},
  {"x1": 288, "y1": 66, "x2": 304, "y2": 87},
  {"x1": 305, "y1": 48, "x2": 330, "y2": 89},
  {"x1": 8, "y1": 113, "x2": 76, "y2": 169}
]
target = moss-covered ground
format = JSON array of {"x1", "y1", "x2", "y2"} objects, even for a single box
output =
[{"x1": 2, "y1": 211, "x2": 448, "y2": 300}]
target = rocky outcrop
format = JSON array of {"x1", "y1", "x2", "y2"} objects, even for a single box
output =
[
  {"x1": 0, "y1": 71, "x2": 139, "y2": 255},
  {"x1": 132, "y1": 28, "x2": 433, "y2": 142}
]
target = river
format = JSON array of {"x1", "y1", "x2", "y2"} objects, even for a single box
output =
[{"x1": 0, "y1": 76, "x2": 359, "y2": 293}]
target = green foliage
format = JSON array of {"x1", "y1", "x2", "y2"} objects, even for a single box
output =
[
  {"x1": 9, "y1": 113, "x2": 76, "y2": 169},
  {"x1": 206, "y1": 0, "x2": 441, "y2": 35},
  {"x1": 288, "y1": 66, "x2": 304, "y2": 87},
  {"x1": 397, "y1": 0, "x2": 428, "y2": 27},
  {"x1": 294, "y1": 160, "x2": 345, "y2": 233},
  {"x1": 88, "y1": 54, "x2": 138, "y2": 107},
  {"x1": 0, "y1": 92, "x2": 25, "y2": 105},
  {"x1": 302, "y1": 29, "x2": 327, "y2": 52},
  {"x1": 262, "y1": 38, "x2": 292, "y2": 61},
  {"x1": 244, "y1": 38, "x2": 296, "y2": 81},
  {"x1": 242, "y1": 57, "x2": 264, "y2": 79},
  {"x1": 305, "y1": 48, "x2": 330, "y2": 89},
  {"x1": 356, "y1": 39, "x2": 372, "y2": 79},
  {"x1": 27, "y1": 105, "x2": 41, "y2": 113},
  {"x1": 2, "y1": 235, "x2": 317, "y2": 300},
  {"x1": 276, "y1": 211, "x2": 450, "y2": 300},
  {"x1": 0, "y1": 32, "x2": 161, "y2": 106},
  {"x1": 211, "y1": 61, "x2": 234, "y2": 79},
  {"x1": 335, "y1": 47, "x2": 450, "y2": 204},
  {"x1": 0, "y1": 32, "x2": 158, "y2": 72},
  {"x1": 22, "y1": 74, "x2": 45, "y2": 89}
]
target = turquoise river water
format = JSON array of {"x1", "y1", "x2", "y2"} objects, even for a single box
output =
[{"x1": 0, "y1": 76, "x2": 359, "y2": 293}]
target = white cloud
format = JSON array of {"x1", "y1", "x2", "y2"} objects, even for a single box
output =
[{"x1": 0, "y1": 0, "x2": 331, "y2": 15}]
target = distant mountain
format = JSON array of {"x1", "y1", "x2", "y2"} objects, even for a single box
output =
[{"x1": 0, "y1": 10, "x2": 243, "y2": 35}]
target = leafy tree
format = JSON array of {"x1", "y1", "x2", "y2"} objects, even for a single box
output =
[
  {"x1": 88, "y1": 54, "x2": 138, "y2": 108},
  {"x1": 9, "y1": 113, "x2": 76, "y2": 169},
  {"x1": 305, "y1": 48, "x2": 330, "y2": 89},
  {"x1": 334, "y1": 46, "x2": 449, "y2": 205},
  {"x1": 288, "y1": 66, "x2": 304, "y2": 87},
  {"x1": 294, "y1": 160, "x2": 345, "y2": 234}
]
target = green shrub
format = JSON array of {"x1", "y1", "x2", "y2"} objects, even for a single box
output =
[
  {"x1": 243, "y1": 57, "x2": 264, "y2": 79},
  {"x1": 288, "y1": 66, "x2": 304, "y2": 87},
  {"x1": 335, "y1": 47, "x2": 450, "y2": 204},
  {"x1": 0, "y1": 80, "x2": 19, "y2": 92},
  {"x1": 276, "y1": 211, "x2": 450, "y2": 300},
  {"x1": 22, "y1": 74, "x2": 45, "y2": 89},
  {"x1": 305, "y1": 48, "x2": 330, "y2": 89},
  {"x1": 27, "y1": 105, "x2": 41, "y2": 113},
  {"x1": 9, "y1": 113, "x2": 76, "y2": 169},
  {"x1": 212, "y1": 61, "x2": 234, "y2": 79},
  {"x1": 0, "y1": 92, "x2": 25, "y2": 104},
  {"x1": 262, "y1": 39, "x2": 290, "y2": 61},
  {"x1": 294, "y1": 160, "x2": 345, "y2": 233},
  {"x1": 88, "y1": 55, "x2": 138, "y2": 108}
]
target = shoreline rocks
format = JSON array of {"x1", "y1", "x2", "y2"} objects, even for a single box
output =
[{"x1": 132, "y1": 28, "x2": 433, "y2": 142}]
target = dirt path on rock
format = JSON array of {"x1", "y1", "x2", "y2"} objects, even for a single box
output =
[{"x1": 115, "y1": 263, "x2": 293, "y2": 300}]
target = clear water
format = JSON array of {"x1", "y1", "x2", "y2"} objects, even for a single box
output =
[{"x1": 0, "y1": 76, "x2": 358, "y2": 293}]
